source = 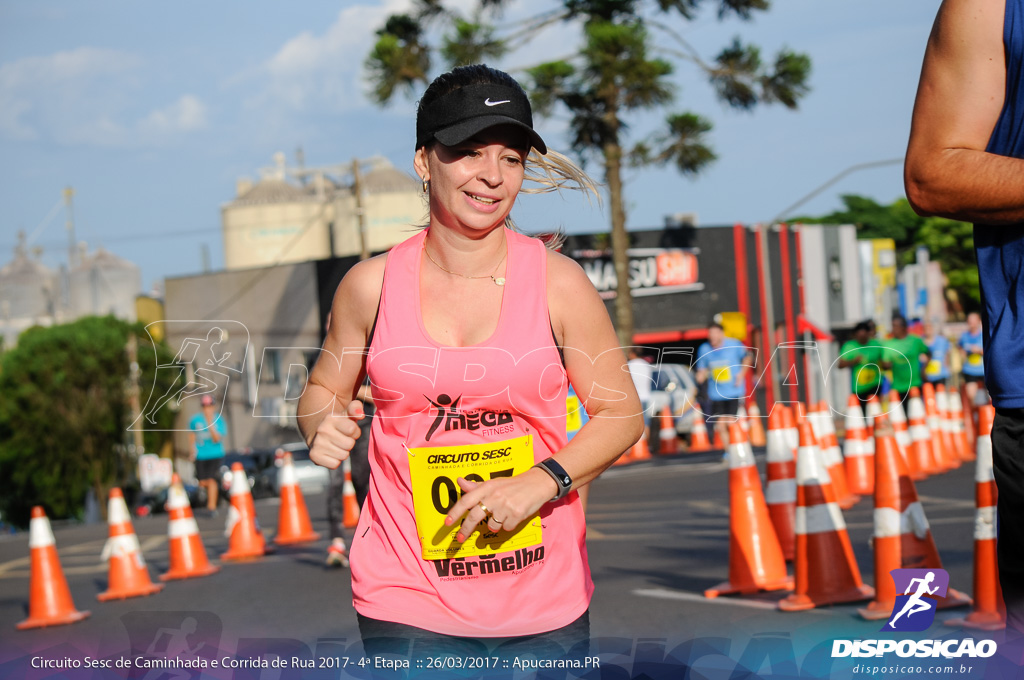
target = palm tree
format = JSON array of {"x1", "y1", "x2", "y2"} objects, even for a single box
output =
[{"x1": 365, "y1": 0, "x2": 810, "y2": 347}]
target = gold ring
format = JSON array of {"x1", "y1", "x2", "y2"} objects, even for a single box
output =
[{"x1": 478, "y1": 502, "x2": 491, "y2": 515}]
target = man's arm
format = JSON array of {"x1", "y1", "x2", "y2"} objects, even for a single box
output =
[{"x1": 905, "y1": 0, "x2": 1024, "y2": 223}]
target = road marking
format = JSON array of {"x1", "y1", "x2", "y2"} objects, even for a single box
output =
[
  {"x1": 633, "y1": 588, "x2": 832, "y2": 615},
  {"x1": 843, "y1": 515, "x2": 974, "y2": 531},
  {"x1": 603, "y1": 460, "x2": 729, "y2": 478},
  {"x1": 0, "y1": 535, "x2": 168, "y2": 578}
]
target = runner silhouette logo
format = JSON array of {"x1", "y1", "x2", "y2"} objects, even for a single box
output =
[{"x1": 882, "y1": 568, "x2": 949, "y2": 632}]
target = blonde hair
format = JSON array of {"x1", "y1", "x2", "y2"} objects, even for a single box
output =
[
  {"x1": 514, "y1": 149, "x2": 601, "y2": 249},
  {"x1": 420, "y1": 146, "x2": 601, "y2": 249}
]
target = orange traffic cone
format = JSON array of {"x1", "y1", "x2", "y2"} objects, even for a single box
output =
[
  {"x1": 858, "y1": 417, "x2": 971, "y2": 618},
  {"x1": 705, "y1": 423, "x2": 792, "y2": 597},
  {"x1": 936, "y1": 385, "x2": 963, "y2": 468},
  {"x1": 16, "y1": 507, "x2": 91, "y2": 630},
  {"x1": 887, "y1": 391, "x2": 911, "y2": 461},
  {"x1": 275, "y1": 452, "x2": 320, "y2": 545},
  {"x1": 859, "y1": 420, "x2": 914, "y2": 620},
  {"x1": 842, "y1": 395, "x2": 874, "y2": 496},
  {"x1": 812, "y1": 402, "x2": 858, "y2": 509},
  {"x1": 689, "y1": 412, "x2": 712, "y2": 452},
  {"x1": 864, "y1": 395, "x2": 883, "y2": 435},
  {"x1": 222, "y1": 462, "x2": 268, "y2": 561},
  {"x1": 747, "y1": 400, "x2": 767, "y2": 447},
  {"x1": 923, "y1": 383, "x2": 953, "y2": 472},
  {"x1": 782, "y1": 404, "x2": 800, "y2": 460},
  {"x1": 906, "y1": 387, "x2": 938, "y2": 478},
  {"x1": 161, "y1": 475, "x2": 220, "y2": 581},
  {"x1": 946, "y1": 406, "x2": 1005, "y2": 630},
  {"x1": 778, "y1": 422, "x2": 873, "y2": 611},
  {"x1": 949, "y1": 389, "x2": 975, "y2": 462},
  {"x1": 342, "y1": 457, "x2": 361, "y2": 529},
  {"x1": 712, "y1": 423, "x2": 727, "y2": 451},
  {"x1": 97, "y1": 489, "x2": 164, "y2": 601},
  {"x1": 958, "y1": 388, "x2": 978, "y2": 459},
  {"x1": 765, "y1": 407, "x2": 797, "y2": 562},
  {"x1": 658, "y1": 405, "x2": 680, "y2": 455}
]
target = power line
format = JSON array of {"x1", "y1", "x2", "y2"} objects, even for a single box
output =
[{"x1": 1, "y1": 226, "x2": 224, "y2": 252}]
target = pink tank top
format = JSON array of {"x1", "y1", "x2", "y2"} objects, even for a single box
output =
[{"x1": 351, "y1": 228, "x2": 592, "y2": 637}]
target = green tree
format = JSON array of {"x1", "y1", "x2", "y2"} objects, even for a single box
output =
[
  {"x1": 794, "y1": 194, "x2": 979, "y2": 312},
  {"x1": 0, "y1": 316, "x2": 182, "y2": 528},
  {"x1": 365, "y1": 0, "x2": 811, "y2": 346}
]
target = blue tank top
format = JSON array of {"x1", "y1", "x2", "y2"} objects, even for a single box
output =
[{"x1": 975, "y1": 0, "x2": 1024, "y2": 407}]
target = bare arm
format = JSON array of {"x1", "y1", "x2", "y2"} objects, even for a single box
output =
[
  {"x1": 546, "y1": 251, "x2": 645, "y2": 486},
  {"x1": 296, "y1": 256, "x2": 385, "y2": 468},
  {"x1": 446, "y1": 251, "x2": 643, "y2": 540},
  {"x1": 904, "y1": 0, "x2": 1024, "y2": 223}
]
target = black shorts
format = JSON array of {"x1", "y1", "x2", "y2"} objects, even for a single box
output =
[
  {"x1": 709, "y1": 399, "x2": 741, "y2": 420},
  {"x1": 962, "y1": 373, "x2": 986, "y2": 386},
  {"x1": 195, "y1": 457, "x2": 222, "y2": 481},
  {"x1": 357, "y1": 610, "x2": 590, "y2": 662},
  {"x1": 992, "y1": 408, "x2": 1024, "y2": 634}
]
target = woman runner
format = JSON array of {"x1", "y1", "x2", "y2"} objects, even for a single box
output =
[{"x1": 297, "y1": 64, "x2": 643, "y2": 660}]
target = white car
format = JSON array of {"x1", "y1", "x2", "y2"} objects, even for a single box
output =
[
  {"x1": 649, "y1": 362, "x2": 700, "y2": 434},
  {"x1": 271, "y1": 442, "x2": 331, "y2": 496}
]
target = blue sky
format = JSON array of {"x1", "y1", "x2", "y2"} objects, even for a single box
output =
[{"x1": 0, "y1": 1, "x2": 939, "y2": 292}]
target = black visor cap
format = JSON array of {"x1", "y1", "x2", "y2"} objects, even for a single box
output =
[{"x1": 416, "y1": 82, "x2": 547, "y2": 154}]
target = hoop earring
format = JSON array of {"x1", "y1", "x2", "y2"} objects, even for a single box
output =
[{"x1": 422, "y1": 178, "x2": 429, "y2": 194}]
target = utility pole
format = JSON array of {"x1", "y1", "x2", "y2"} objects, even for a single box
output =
[
  {"x1": 352, "y1": 158, "x2": 369, "y2": 261},
  {"x1": 126, "y1": 333, "x2": 145, "y2": 459}
]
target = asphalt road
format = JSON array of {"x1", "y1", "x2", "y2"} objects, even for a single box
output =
[{"x1": 0, "y1": 448, "x2": 1017, "y2": 680}]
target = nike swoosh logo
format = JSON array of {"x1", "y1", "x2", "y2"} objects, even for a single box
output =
[{"x1": 484, "y1": 98, "x2": 511, "y2": 106}]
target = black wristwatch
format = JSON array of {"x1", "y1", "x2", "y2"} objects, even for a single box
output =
[{"x1": 533, "y1": 458, "x2": 573, "y2": 501}]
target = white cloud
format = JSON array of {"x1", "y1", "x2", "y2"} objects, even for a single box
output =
[
  {"x1": 0, "y1": 46, "x2": 207, "y2": 146},
  {"x1": 140, "y1": 94, "x2": 208, "y2": 136},
  {"x1": 0, "y1": 47, "x2": 138, "y2": 142},
  {"x1": 249, "y1": 0, "x2": 413, "y2": 115}
]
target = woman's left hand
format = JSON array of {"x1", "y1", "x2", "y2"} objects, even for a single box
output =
[{"x1": 445, "y1": 469, "x2": 558, "y2": 541}]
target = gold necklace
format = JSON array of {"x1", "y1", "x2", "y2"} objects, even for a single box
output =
[{"x1": 423, "y1": 241, "x2": 507, "y2": 286}]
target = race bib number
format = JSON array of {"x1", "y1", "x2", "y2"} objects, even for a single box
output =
[
  {"x1": 968, "y1": 354, "x2": 983, "y2": 367},
  {"x1": 925, "y1": 359, "x2": 942, "y2": 377},
  {"x1": 711, "y1": 365, "x2": 732, "y2": 383},
  {"x1": 407, "y1": 435, "x2": 542, "y2": 560},
  {"x1": 566, "y1": 395, "x2": 583, "y2": 434},
  {"x1": 856, "y1": 365, "x2": 879, "y2": 386}
]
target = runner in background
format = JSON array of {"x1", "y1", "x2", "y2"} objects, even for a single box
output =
[
  {"x1": 958, "y1": 311, "x2": 987, "y2": 422},
  {"x1": 882, "y1": 315, "x2": 931, "y2": 402},
  {"x1": 694, "y1": 320, "x2": 752, "y2": 446},
  {"x1": 838, "y1": 321, "x2": 888, "y2": 413},
  {"x1": 922, "y1": 318, "x2": 952, "y2": 387}
]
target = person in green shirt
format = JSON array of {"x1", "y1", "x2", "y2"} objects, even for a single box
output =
[
  {"x1": 882, "y1": 314, "x2": 931, "y2": 400},
  {"x1": 839, "y1": 321, "x2": 889, "y2": 411}
]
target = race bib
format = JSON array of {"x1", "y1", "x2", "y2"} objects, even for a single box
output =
[
  {"x1": 407, "y1": 435, "x2": 542, "y2": 560},
  {"x1": 968, "y1": 354, "x2": 983, "y2": 367},
  {"x1": 566, "y1": 395, "x2": 583, "y2": 434},
  {"x1": 856, "y1": 365, "x2": 879, "y2": 386},
  {"x1": 925, "y1": 359, "x2": 943, "y2": 377},
  {"x1": 711, "y1": 365, "x2": 732, "y2": 383}
]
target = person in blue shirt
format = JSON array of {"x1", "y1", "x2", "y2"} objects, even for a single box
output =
[
  {"x1": 958, "y1": 311, "x2": 986, "y2": 399},
  {"x1": 921, "y1": 319, "x2": 952, "y2": 386},
  {"x1": 905, "y1": 0, "x2": 1024, "y2": 634},
  {"x1": 694, "y1": 321, "x2": 752, "y2": 445},
  {"x1": 188, "y1": 394, "x2": 227, "y2": 516}
]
